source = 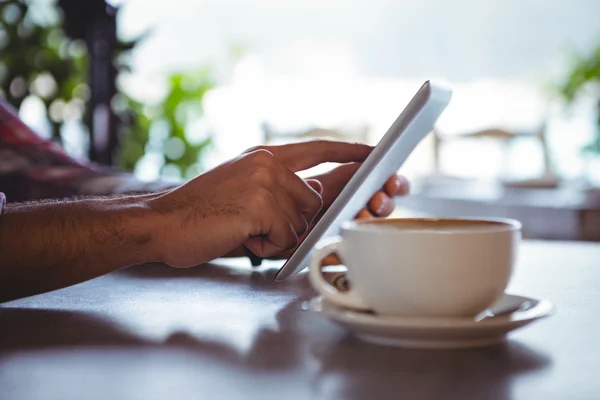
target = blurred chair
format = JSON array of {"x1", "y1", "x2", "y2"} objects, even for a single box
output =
[
  {"x1": 431, "y1": 123, "x2": 558, "y2": 188},
  {"x1": 261, "y1": 122, "x2": 370, "y2": 146}
]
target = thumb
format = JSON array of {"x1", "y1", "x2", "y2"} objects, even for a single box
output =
[{"x1": 305, "y1": 178, "x2": 323, "y2": 195}]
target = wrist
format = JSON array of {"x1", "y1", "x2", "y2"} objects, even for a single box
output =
[{"x1": 108, "y1": 195, "x2": 164, "y2": 265}]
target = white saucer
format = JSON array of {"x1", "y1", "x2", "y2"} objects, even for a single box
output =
[{"x1": 308, "y1": 294, "x2": 554, "y2": 349}]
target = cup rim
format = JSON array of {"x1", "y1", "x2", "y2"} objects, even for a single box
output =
[{"x1": 341, "y1": 217, "x2": 522, "y2": 234}]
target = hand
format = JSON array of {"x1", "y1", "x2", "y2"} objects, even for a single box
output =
[
  {"x1": 308, "y1": 162, "x2": 410, "y2": 220},
  {"x1": 272, "y1": 163, "x2": 410, "y2": 260},
  {"x1": 149, "y1": 141, "x2": 372, "y2": 267},
  {"x1": 315, "y1": 165, "x2": 410, "y2": 266}
]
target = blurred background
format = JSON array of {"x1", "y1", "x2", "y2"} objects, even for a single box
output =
[{"x1": 2, "y1": 0, "x2": 600, "y2": 240}]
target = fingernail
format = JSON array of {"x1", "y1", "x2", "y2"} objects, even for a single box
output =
[
  {"x1": 395, "y1": 175, "x2": 404, "y2": 188},
  {"x1": 396, "y1": 176, "x2": 409, "y2": 194},
  {"x1": 375, "y1": 200, "x2": 385, "y2": 215}
]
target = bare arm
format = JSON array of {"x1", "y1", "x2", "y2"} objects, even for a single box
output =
[
  {"x1": 0, "y1": 194, "x2": 160, "y2": 302},
  {"x1": 0, "y1": 140, "x2": 408, "y2": 303},
  {"x1": 0, "y1": 103, "x2": 403, "y2": 268}
]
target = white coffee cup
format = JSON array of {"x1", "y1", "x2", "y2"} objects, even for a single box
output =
[{"x1": 309, "y1": 218, "x2": 521, "y2": 318}]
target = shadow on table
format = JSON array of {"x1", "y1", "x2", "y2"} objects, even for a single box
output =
[
  {"x1": 119, "y1": 260, "x2": 314, "y2": 295},
  {"x1": 0, "y1": 299, "x2": 315, "y2": 372},
  {"x1": 310, "y1": 336, "x2": 551, "y2": 399},
  {"x1": 0, "y1": 260, "x2": 318, "y2": 356},
  {"x1": 0, "y1": 261, "x2": 552, "y2": 399},
  {"x1": 0, "y1": 259, "x2": 317, "y2": 372},
  {"x1": 0, "y1": 304, "x2": 551, "y2": 400}
]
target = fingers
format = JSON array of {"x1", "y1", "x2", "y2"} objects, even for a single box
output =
[
  {"x1": 270, "y1": 184, "x2": 310, "y2": 237},
  {"x1": 384, "y1": 175, "x2": 410, "y2": 196},
  {"x1": 304, "y1": 179, "x2": 323, "y2": 196},
  {"x1": 245, "y1": 200, "x2": 299, "y2": 258},
  {"x1": 321, "y1": 253, "x2": 342, "y2": 266},
  {"x1": 275, "y1": 167, "x2": 323, "y2": 225},
  {"x1": 261, "y1": 162, "x2": 323, "y2": 232},
  {"x1": 367, "y1": 191, "x2": 395, "y2": 217},
  {"x1": 249, "y1": 141, "x2": 373, "y2": 172},
  {"x1": 245, "y1": 149, "x2": 323, "y2": 229},
  {"x1": 240, "y1": 148, "x2": 409, "y2": 258},
  {"x1": 307, "y1": 165, "x2": 409, "y2": 213},
  {"x1": 308, "y1": 162, "x2": 409, "y2": 205},
  {"x1": 309, "y1": 163, "x2": 361, "y2": 207},
  {"x1": 356, "y1": 209, "x2": 373, "y2": 220},
  {"x1": 242, "y1": 149, "x2": 322, "y2": 253},
  {"x1": 263, "y1": 209, "x2": 298, "y2": 256},
  {"x1": 366, "y1": 175, "x2": 409, "y2": 217}
]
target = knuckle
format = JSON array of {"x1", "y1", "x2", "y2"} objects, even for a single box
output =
[
  {"x1": 246, "y1": 148, "x2": 275, "y2": 166},
  {"x1": 249, "y1": 187, "x2": 273, "y2": 208},
  {"x1": 245, "y1": 145, "x2": 269, "y2": 154},
  {"x1": 250, "y1": 166, "x2": 276, "y2": 187}
]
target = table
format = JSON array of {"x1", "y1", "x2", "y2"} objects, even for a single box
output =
[
  {"x1": 1, "y1": 241, "x2": 600, "y2": 400},
  {"x1": 397, "y1": 178, "x2": 600, "y2": 241}
]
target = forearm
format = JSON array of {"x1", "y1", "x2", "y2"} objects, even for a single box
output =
[{"x1": 0, "y1": 194, "x2": 161, "y2": 302}]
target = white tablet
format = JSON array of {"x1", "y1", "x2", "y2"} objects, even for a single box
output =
[{"x1": 274, "y1": 80, "x2": 452, "y2": 282}]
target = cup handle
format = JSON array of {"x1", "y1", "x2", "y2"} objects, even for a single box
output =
[{"x1": 309, "y1": 239, "x2": 370, "y2": 311}]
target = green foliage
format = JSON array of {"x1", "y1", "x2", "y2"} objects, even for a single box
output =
[
  {"x1": 0, "y1": 0, "x2": 87, "y2": 141},
  {"x1": 0, "y1": 0, "x2": 215, "y2": 177},
  {"x1": 117, "y1": 67, "x2": 215, "y2": 178},
  {"x1": 557, "y1": 43, "x2": 600, "y2": 154}
]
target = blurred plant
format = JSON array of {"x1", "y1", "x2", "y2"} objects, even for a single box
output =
[
  {"x1": 0, "y1": 0, "x2": 215, "y2": 178},
  {"x1": 557, "y1": 43, "x2": 600, "y2": 155},
  {"x1": 0, "y1": 0, "x2": 88, "y2": 142},
  {"x1": 116, "y1": 67, "x2": 215, "y2": 179}
]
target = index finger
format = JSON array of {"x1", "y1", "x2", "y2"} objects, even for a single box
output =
[{"x1": 266, "y1": 140, "x2": 373, "y2": 172}]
